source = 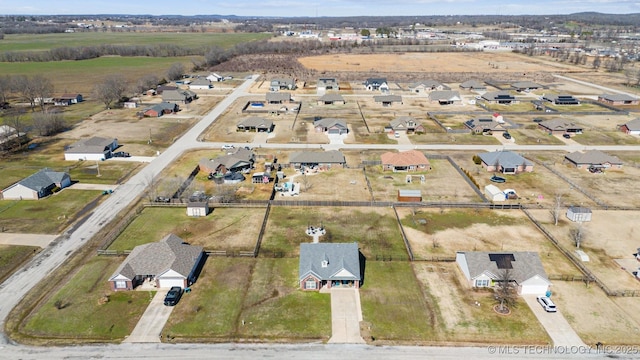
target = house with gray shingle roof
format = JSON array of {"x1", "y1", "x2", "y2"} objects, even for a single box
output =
[
  {"x1": 619, "y1": 118, "x2": 640, "y2": 135},
  {"x1": 542, "y1": 94, "x2": 580, "y2": 105},
  {"x1": 385, "y1": 116, "x2": 424, "y2": 134},
  {"x1": 266, "y1": 92, "x2": 292, "y2": 104},
  {"x1": 598, "y1": 93, "x2": 639, "y2": 106},
  {"x1": 299, "y1": 242, "x2": 362, "y2": 290},
  {"x1": 409, "y1": 80, "x2": 450, "y2": 93},
  {"x1": 64, "y1": 136, "x2": 119, "y2": 161},
  {"x1": 317, "y1": 93, "x2": 345, "y2": 105},
  {"x1": 143, "y1": 102, "x2": 179, "y2": 117},
  {"x1": 317, "y1": 78, "x2": 339, "y2": 92},
  {"x1": 1, "y1": 168, "x2": 71, "y2": 200},
  {"x1": 313, "y1": 118, "x2": 348, "y2": 134},
  {"x1": 199, "y1": 147, "x2": 254, "y2": 175},
  {"x1": 456, "y1": 251, "x2": 551, "y2": 295},
  {"x1": 162, "y1": 89, "x2": 197, "y2": 104},
  {"x1": 511, "y1": 81, "x2": 542, "y2": 92},
  {"x1": 270, "y1": 78, "x2": 296, "y2": 91},
  {"x1": 289, "y1": 150, "x2": 346, "y2": 170},
  {"x1": 481, "y1": 91, "x2": 518, "y2": 104},
  {"x1": 237, "y1": 117, "x2": 274, "y2": 132},
  {"x1": 459, "y1": 80, "x2": 486, "y2": 91},
  {"x1": 465, "y1": 118, "x2": 507, "y2": 134},
  {"x1": 477, "y1": 151, "x2": 533, "y2": 174},
  {"x1": 428, "y1": 90, "x2": 462, "y2": 105},
  {"x1": 109, "y1": 234, "x2": 204, "y2": 290},
  {"x1": 538, "y1": 119, "x2": 583, "y2": 135},
  {"x1": 564, "y1": 150, "x2": 623, "y2": 170},
  {"x1": 374, "y1": 95, "x2": 402, "y2": 106}
]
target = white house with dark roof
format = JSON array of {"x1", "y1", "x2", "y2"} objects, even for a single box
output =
[
  {"x1": 1, "y1": 168, "x2": 71, "y2": 200},
  {"x1": 456, "y1": 251, "x2": 551, "y2": 295},
  {"x1": 64, "y1": 137, "x2": 118, "y2": 161},
  {"x1": 564, "y1": 150, "x2": 623, "y2": 170},
  {"x1": 109, "y1": 234, "x2": 204, "y2": 290},
  {"x1": 299, "y1": 242, "x2": 362, "y2": 290},
  {"x1": 477, "y1": 151, "x2": 533, "y2": 174},
  {"x1": 364, "y1": 78, "x2": 389, "y2": 92}
]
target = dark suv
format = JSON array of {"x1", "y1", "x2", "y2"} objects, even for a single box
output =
[{"x1": 164, "y1": 286, "x2": 183, "y2": 306}]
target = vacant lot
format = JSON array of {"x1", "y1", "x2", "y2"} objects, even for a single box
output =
[
  {"x1": 399, "y1": 208, "x2": 580, "y2": 276},
  {"x1": 0, "y1": 245, "x2": 39, "y2": 284},
  {"x1": 279, "y1": 168, "x2": 372, "y2": 202}
]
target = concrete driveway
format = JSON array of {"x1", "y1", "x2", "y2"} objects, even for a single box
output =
[
  {"x1": 123, "y1": 289, "x2": 173, "y2": 343},
  {"x1": 523, "y1": 295, "x2": 586, "y2": 347},
  {"x1": 328, "y1": 288, "x2": 365, "y2": 344}
]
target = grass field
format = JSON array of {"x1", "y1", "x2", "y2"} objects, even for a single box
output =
[{"x1": 0, "y1": 245, "x2": 39, "y2": 284}]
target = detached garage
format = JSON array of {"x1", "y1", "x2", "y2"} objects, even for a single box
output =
[{"x1": 485, "y1": 184, "x2": 506, "y2": 202}]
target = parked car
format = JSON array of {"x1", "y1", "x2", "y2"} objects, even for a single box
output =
[
  {"x1": 155, "y1": 196, "x2": 171, "y2": 203},
  {"x1": 164, "y1": 286, "x2": 183, "y2": 306},
  {"x1": 113, "y1": 151, "x2": 131, "y2": 158},
  {"x1": 562, "y1": 133, "x2": 571, "y2": 139},
  {"x1": 502, "y1": 132, "x2": 512, "y2": 140},
  {"x1": 537, "y1": 296, "x2": 557, "y2": 312},
  {"x1": 221, "y1": 144, "x2": 234, "y2": 150},
  {"x1": 533, "y1": 118, "x2": 543, "y2": 123}
]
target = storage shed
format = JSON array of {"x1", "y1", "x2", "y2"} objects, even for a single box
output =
[
  {"x1": 187, "y1": 201, "x2": 209, "y2": 217},
  {"x1": 484, "y1": 184, "x2": 506, "y2": 202},
  {"x1": 398, "y1": 189, "x2": 422, "y2": 202},
  {"x1": 566, "y1": 206, "x2": 592, "y2": 222}
]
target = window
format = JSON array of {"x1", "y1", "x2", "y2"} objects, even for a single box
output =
[
  {"x1": 305, "y1": 279, "x2": 317, "y2": 289},
  {"x1": 475, "y1": 279, "x2": 490, "y2": 287},
  {"x1": 115, "y1": 280, "x2": 127, "y2": 289}
]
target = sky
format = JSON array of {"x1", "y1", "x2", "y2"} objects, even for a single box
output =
[{"x1": 0, "y1": 0, "x2": 639, "y2": 17}]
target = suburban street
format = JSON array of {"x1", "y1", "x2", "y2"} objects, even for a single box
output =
[{"x1": 0, "y1": 74, "x2": 638, "y2": 359}]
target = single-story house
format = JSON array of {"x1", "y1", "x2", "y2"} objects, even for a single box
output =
[
  {"x1": 237, "y1": 117, "x2": 274, "y2": 132},
  {"x1": 385, "y1": 116, "x2": 424, "y2": 134},
  {"x1": 465, "y1": 118, "x2": 507, "y2": 134},
  {"x1": 542, "y1": 94, "x2": 580, "y2": 105},
  {"x1": 381, "y1": 150, "x2": 430, "y2": 172},
  {"x1": 456, "y1": 251, "x2": 551, "y2": 295},
  {"x1": 187, "y1": 201, "x2": 209, "y2": 217},
  {"x1": 317, "y1": 93, "x2": 345, "y2": 105},
  {"x1": 53, "y1": 93, "x2": 83, "y2": 106},
  {"x1": 317, "y1": 78, "x2": 339, "y2": 92},
  {"x1": 538, "y1": 119, "x2": 583, "y2": 135},
  {"x1": 299, "y1": 242, "x2": 362, "y2": 291},
  {"x1": 64, "y1": 136, "x2": 119, "y2": 161},
  {"x1": 459, "y1": 80, "x2": 486, "y2": 91},
  {"x1": 598, "y1": 93, "x2": 639, "y2": 106},
  {"x1": 0, "y1": 125, "x2": 28, "y2": 150},
  {"x1": 270, "y1": 78, "x2": 296, "y2": 91},
  {"x1": 206, "y1": 73, "x2": 223, "y2": 82},
  {"x1": 428, "y1": 90, "x2": 462, "y2": 105},
  {"x1": 373, "y1": 95, "x2": 402, "y2": 106},
  {"x1": 1, "y1": 168, "x2": 71, "y2": 200},
  {"x1": 314, "y1": 118, "x2": 348, "y2": 134},
  {"x1": 364, "y1": 78, "x2": 389, "y2": 92},
  {"x1": 485, "y1": 184, "x2": 506, "y2": 202},
  {"x1": 481, "y1": 91, "x2": 518, "y2": 104},
  {"x1": 619, "y1": 118, "x2": 640, "y2": 135},
  {"x1": 566, "y1": 206, "x2": 592, "y2": 222},
  {"x1": 398, "y1": 189, "x2": 422, "y2": 202},
  {"x1": 266, "y1": 92, "x2": 292, "y2": 104},
  {"x1": 143, "y1": 102, "x2": 179, "y2": 117},
  {"x1": 162, "y1": 89, "x2": 197, "y2": 104},
  {"x1": 289, "y1": 150, "x2": 346, "y2": 170},
  {"x1": 409, "y1": 80, "x2": 450, "y2": 93},
  {"x1": 199, "y1": 147, "x2": 254, "y2": 175},
  {"x1": 477, "y1": 151, "x2": 534, "y2": 174},
  {"x1": 188, "y1": 78, "x2": 213, "y2": 90},
  {"x1": 108, "y1": 234, "x2": 204, "y2": 290},
  {"x1": 511, "y1": 81, "x2": 542, "y2": 92},
  {"x1": 564, "y1": 150, "x2": 623, "y2": 170},
  {"x1": 155, "y1": 85, "x2": 177, "y2": 95}
]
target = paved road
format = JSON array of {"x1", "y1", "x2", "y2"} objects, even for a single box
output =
[
  {"x1": 328, "y1": 288, "x2": 365, "y2": 344},
  {"x1": 523, "y1": 295, "x2": 586, "y2": 348}
]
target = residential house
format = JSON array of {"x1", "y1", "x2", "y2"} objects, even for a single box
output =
[
  {"x1": 198, "y1": 147, "x2": 254, "y2": 175},
  {"x1": 364, "y1": 78, "x2": 389, "y2": 92},
  {"x1": 564, "y1": 150, "x2": 623, "y2": 170},
  {"x1": 428, "y1": 90, "x2": 462, "y2": 105},
  {"x1": 1, "y1": 168, "x2": 71, "y2": 200},
  {"x1": 459, "y1": 80, "x2": 486, "y2": 91},
  {"x1": 511, "y1": 81, "x2": 542, "y2": 92},
  {"x1": 206, "y1": 73, "x2": 224, "y2": 82},
  {"x1": 188, "y1": 78, "x2": 213, "y2": 90},
  {"x1": 289, "y1": 150, "x2": 346, "y2": 170},
  {"x1": 313, "y1": 118, "x2": 348, "y2": 135},
  {"x1": 385, "y1": 116, "x2": 424, "y2": 134},
  {"x1": 143, "y1": 102, "x2": 179, "y2": 117},
  {"x1": 566, "y1": 206, "x2": 592, "y2": 222},
  {"x1": 270, "y1": 78, "x2": 296, "y2": 91},
  {"x1": 409, "y1": 80, "x2": 450, "y2": 94},
  {"x1": 465, "y1": 118, "x2": 507, "y2": 134},
  {"x1": 476, "y1": 151, "x2": 534, "y2": 174},
  {"x1": 317, "y1": 93, "x2": 345, "y2": 105},
  {"x1": 155, "y1": 85, "x2": 178, "y2": 95},
  {"x1": 237, "y1": 117, "x2": 274, "y2": 132},
  {"x1": 53, "y1": 93, "x2": 83, "y2": 106},
  {"x1": 64, "y1": 136, "x2": 119, "y2": 161},
  {"x1": 538, "y1": 119, "x2": 583, "y2": 135},
  {"x1": 619, "y1": 118, "x2": 640, "y2": 135},
  {"x1": 0, "y1": 125, "x2": 27, "y2": 150},
  {"x1": 373, "y1": 95, "x2": 402, "y2": 106},
  {"x1": 162, "y1": 89, "x2": 197, "y2": 104},
  {"x1": 456, "y1": 251, "x2": 551, "y2": 295},
  {"x1": 481, "y1": 91, "x2": 518, "y2": 104},
  {"x1": 381, "y1": 150, "x2": 430, "y2": 172},
  {"x1": 317, "y1": 78, "x2": 339, "y2": 92},
  {"x1": 266, "y1": 92, "x2": 292, "y2": 104},
  {"x1": 598, "y1": 93, "x2": 639, "y2": 106},
  {"x1": 542, "y1": 94, "x2": 580, "y2": 105},
  {"x1": 108, "y1": 234, "x2": 204, "y2": 290},
  {"x1": 299, "y1": 242, "x2": 362, "y2": 290}
]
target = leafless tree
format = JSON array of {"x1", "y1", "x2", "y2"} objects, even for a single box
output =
[
  {"x1": 2, "y1": 109, "x2": 27, "y2": 150},
  {"x1": 143, "y1": 172, "x2": 159, "y2": 201},
  {"x1": 550, "y1": 192, "x2": 563, "y2": 226},
  {"x1": 135, "y1": 74, "x2": 160, "y2": 95},
  {"x1": 494, "y1": 268, "x2": 517, "y2": 312},
  {"x1": 32, "y1": 109, "x2": 64, "y2": 136},
  {"x1": 13, "y1": 74, "x2": 53, "y2": 111},
  {"x1": 167, "y1": 63, "x2": 185, "y2": 81},
  {"x1": 93, "y1": 74, "x2": 128, "y2": 109},
  {"x1": 570, "y1": 222, "x2": 587, "y2": 249},
  {"x1": 301, "y1": 173, "x2": 312, "y2": 191},
  {"x1": 0, "y1": 74, "x2": 11, "y2": 106}
]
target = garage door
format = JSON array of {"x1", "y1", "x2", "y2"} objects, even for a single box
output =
[
  {"x1": 158, "y1": 278, "x2": 185, "y2": 289},
  {"x1": 521, "y1": 285, "x2": 548, "y2": 295},
  {"x1": 328, "y1": 129, "x2": 340, "y2": 134}
]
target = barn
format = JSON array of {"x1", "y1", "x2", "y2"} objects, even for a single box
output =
[
  {"x1": 397, "y1": 189, "x2": 422, "y2": 202},
  {"x1": 566, "y1": 206, "x2": 592, "y2": 222}
]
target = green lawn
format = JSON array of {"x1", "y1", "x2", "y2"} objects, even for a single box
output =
[
  {"x1": 0, "y1": 245, "x2": 39, "y2": 284},
  {"x1": 510, "y1": 129, "x2": 565, "y2": 145},
  {"x1": 20, "y1": 256, "x2": 153, "y2": 342},
  {"x1": 401, "y1": 208, "x2": 524, "y2": 234},
  {"x1": 0, "y1": 189, "x2": 104, "y2": 233}
]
